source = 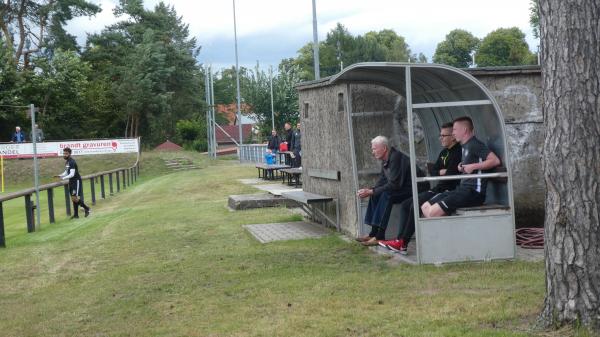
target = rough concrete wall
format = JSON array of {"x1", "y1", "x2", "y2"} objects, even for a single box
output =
[
  {"x1": 298, "y1": 84, "x2": 358, "y2": 235},
  {"x1": 470, "y1": 71, "x2": 545, "y2": 227}
]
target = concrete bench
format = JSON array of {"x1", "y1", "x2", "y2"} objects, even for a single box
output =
[
  {"x1": 281, "y1": 191, "x2": 339, "y2": 230},
  {"x1": 255, "y1": 164, "x2": 290, "y2": 180},
  {"x1": 280, "y1": 168, "x2": 302, "y2": 188},
  {"x1": 455, "y1": 204, "x2": 510, "y2": 216}
]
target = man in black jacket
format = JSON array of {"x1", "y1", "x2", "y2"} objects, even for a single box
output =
[
  {"x1": 356, "y1": 135, "x2": 413, "y2": 246},
  {"x1": 283, "y1": 122, "x2": 294, "y2": 165},
  {"x1": 379, "y1": 122, "x2": 462, "y2": 254},
  {"x1": 267, "y1": 130, "x2": 280, "y2": 153},
  {"x1": 291, "y1": 122, "x2": 301, "y2": 167}
]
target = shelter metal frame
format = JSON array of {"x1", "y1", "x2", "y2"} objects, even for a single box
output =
[{"x1": 330, "y1": 62, "x2": 515, "y2": 264}]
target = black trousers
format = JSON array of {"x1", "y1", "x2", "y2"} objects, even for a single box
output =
[
  {"x1": 397, "y1": 190, "x2": 443, "y2": 243},
  {"x1": 365, "y1": 191, "x2": 412, "y2": 240}
]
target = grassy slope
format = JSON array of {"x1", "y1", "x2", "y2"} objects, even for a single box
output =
[{"x1": 0, "y1": 154, "x2": 583, "y2": 336}]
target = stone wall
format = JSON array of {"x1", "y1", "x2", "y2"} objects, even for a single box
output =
[{"x1": 466, "y1": 66, "x2": 544, "y2": 227}]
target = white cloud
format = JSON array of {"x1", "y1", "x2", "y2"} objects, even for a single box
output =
[{"x1": 65, "y1": 0, "x2": 539, "y2": 67}]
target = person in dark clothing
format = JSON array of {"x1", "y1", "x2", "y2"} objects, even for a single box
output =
[
  {"x1": 290, "y1": 122, "x2": 302, "y2": 167},
  {"x1": 267, "y1": 130, "x2": 280, "y2": 153},
  {"x1": 379, "y1": 122, "x2": 462, "y2": 254},
  {"x1": 55, "y1": 147, "x2": 91, "y2": 219},
  {"x1": 283, "y1": 122, "x2": 294, "y2": 165},
  {"x1": 356, "y1": 135, "x2": 413, "y2": 246},
  {"x1": 11, "y1": 126, "x2": 26, "y2": 143},
  {"x1": 421, "y1": 116, "x2": 501, "y2": 218}
]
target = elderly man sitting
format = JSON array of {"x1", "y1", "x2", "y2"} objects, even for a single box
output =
[{"x1": 356, "y1": 135, "x2": 413, "y2": 246}]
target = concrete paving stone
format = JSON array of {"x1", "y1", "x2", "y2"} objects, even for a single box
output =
[{"x1": 244, "y1": 222, "x2": 331, "y2": 243}]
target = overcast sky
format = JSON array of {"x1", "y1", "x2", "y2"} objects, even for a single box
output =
[{"x1": 66, "y1": 0, "x2": 538, "y2": 70}]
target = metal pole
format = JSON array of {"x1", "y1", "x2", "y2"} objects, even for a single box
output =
[
  {"x1": 0, "y1": 202, "x2": 4, "y2": 247},
  {"x1": 210, "y1": 68, "x2": 217, "y2": 158},
  {"x1": 47, "y1": 189, "x2": 55, "y2": 223},
  {"x1": 270, "y1": 66, "x2": 275, "y2": 130},
  {"x1": 311, "y1": 0, "x2": 320, "y2": 80},
  {"x1": 205, "y1": 68, "x2": 211, "y2": 157},
  {"x1": 30, "y1": 104, "x2": 41, "y2": 230},
  {"x1": 1, "y1": 155, "x2": 4, "y2": 193},
  {"x1": 405, "y1": 66, "x2": 422, "y2": 264},
  {"x1": 233, "y1": 0, "x2": 243, "y2": 153}
]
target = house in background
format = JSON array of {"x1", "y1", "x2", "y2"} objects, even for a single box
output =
[{"x1": 213, "y1": 103, "x2": 259, "y2": 155}]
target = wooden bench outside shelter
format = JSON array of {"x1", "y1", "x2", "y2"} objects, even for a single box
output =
[
  {"x1": 281, "y1": 191, "x2": 339, "y2": 230},
  {"x1": 255, "y1": 163, "x2": 290, "y2": 180},
  {"x1": 280, "y1": 168, "x2": 302, "y2": 188}
]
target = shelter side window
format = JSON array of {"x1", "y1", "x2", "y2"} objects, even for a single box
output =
[
  {"x1": 303, "y1": 102, "x2": 309, "y2": 119},
  {"x1": 337, "y1": 93, "x2": 345, "y2": 112}
]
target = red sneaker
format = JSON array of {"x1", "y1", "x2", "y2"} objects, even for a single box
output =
[
  {"x1": 378, "y1": 240, "x2": 396, "y2": 249},
  {"x1": 386, "y1": 239, "x2": 408, "y2": 255}
]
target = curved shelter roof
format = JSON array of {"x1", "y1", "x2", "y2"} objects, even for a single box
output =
[{"x1": 328, "y1": 62, "x2": 506, "y2": 164}]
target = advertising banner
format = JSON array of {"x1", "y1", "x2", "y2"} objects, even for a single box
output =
[{"x1": 0, "y1": 138, "x2": 139, "y2": 159}]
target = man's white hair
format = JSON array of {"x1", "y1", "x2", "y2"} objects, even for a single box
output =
[{"x1": 371, "y1": 135, "x2": 388, "y2": 147}]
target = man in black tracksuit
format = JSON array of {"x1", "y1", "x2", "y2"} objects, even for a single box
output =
[
  {"x1": 379, "y1": 122, "x2": 462, "y2": 254},
  {"x1": 55, "y1": 147, "x2": 91, "y2": 219}
]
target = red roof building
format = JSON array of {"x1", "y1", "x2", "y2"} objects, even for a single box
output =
[
  {"x1": 215, "y1": 125, "x2": 253, "y2": 145},
  {"x1": 154, "y1": 140, "x2": 183, "y2": 151}
]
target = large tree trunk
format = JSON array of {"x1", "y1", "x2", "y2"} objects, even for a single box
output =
[{"x1": 539, "y1": 0, "x2": 600, "y2": 330}]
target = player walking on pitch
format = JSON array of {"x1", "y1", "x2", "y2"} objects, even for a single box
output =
[{"x1": 55, "y1": 147, "x2": 91, "y2": 219}]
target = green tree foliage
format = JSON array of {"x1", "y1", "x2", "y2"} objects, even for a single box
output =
[
  {"x1": 242, "y1": 61, "x2": 301, "y2": 136},
  {"x1": 24, "y1": 50, "x2": 93, "y2": 140},
  {"x1": 82, "y1": 1, "x2": 203, "y2": 146},
  {"x1": 433, "y1": 29, "x2": 480, "y2": 68},
  {"x1": 530, "y1": 0, "x2": 540, "y2": 39},
  {"x1": 292, "y1": 23, "x2": 417, "y2": 80},
  {"x1": 476, "y1": 27, "x2": 537, "y2": 67},
  {"x1": 0, "y1": 0, "x2": 100, "y2": 67}
]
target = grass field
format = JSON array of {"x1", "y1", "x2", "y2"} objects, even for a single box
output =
[{"x1": 0, "y1": 153, "x2": 590, "y2": 336}]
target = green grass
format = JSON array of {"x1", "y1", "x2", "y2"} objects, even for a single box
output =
[{"x1": 0, "y1": 155, "x2": 589, "y2": 336}]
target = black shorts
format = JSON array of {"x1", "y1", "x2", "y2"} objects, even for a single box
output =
[
  {"x1": 69, "y1": 179, "x2": 82, "y2": 197},
  {"x1": 428, "y1": 186, "x2": 485, "y2": 215}
]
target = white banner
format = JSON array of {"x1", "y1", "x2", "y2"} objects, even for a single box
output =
[{"x1": 0, "y1": 138, "x2": 139, "y2": 159}]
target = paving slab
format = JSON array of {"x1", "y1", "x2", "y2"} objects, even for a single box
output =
[{"x1": 244, "y1": 222, "x2": 331, "y2": 243}]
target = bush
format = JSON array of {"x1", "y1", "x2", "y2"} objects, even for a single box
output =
[
  {"x1": 191, "y1": 139, "x2": 207, "y2": 152},
  {"x1": 175, "y1": 119, "x2": 207, "y2": 152}
]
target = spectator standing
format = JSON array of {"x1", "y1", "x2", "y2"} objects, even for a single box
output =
[
  {"x1": 283, "y1": 122, "x2": 294, "y2": 165},
  {"x1": 30, "y1": 124, "x2": 44, "y2": 142},
  {"x1": 267, "y1": 130, "x2": 280, "y2": 153},
  {"x1": 291, "y1": 122, "x2": 302, "y2": 167},
  {"x1": 11, "y1": 126, "x2": 26, "y2": 143}
]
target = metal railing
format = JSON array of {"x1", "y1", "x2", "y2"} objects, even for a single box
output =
[
  {"x1": 0, "y1": 163, "x2": 140, "y2": 248},
  {"x1": 238, "y1": 144, "x2": 268, "y2": 163}
]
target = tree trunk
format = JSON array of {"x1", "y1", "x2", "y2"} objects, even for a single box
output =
[{"x1": 539, "y1": 0, "x2": 600, "y2": 330}]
